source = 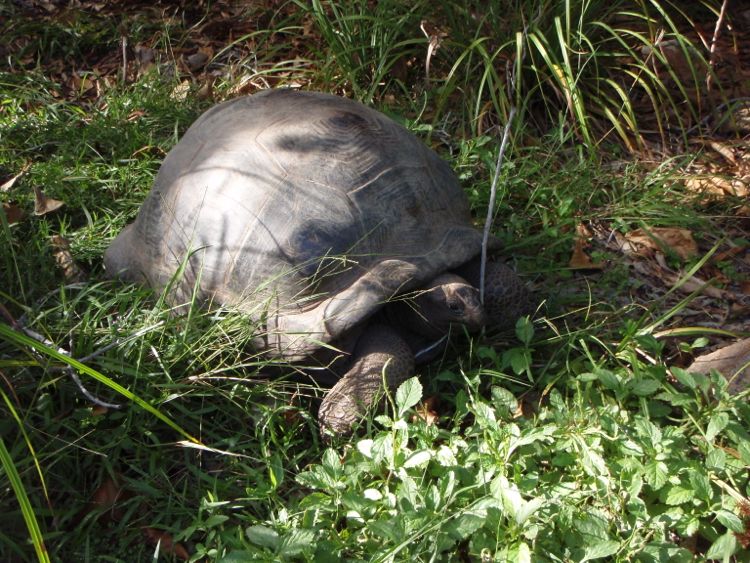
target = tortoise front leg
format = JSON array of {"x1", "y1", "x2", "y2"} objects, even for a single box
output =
[{"x1": 318, "y1": 324, "x2": 415, "y2": 436}]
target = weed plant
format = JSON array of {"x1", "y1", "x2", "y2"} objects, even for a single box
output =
[{"x1": 1, "y1": 0, "x2": 748, "y2": 561}]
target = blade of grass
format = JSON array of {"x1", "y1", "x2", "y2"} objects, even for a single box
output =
[
  {"x1": 0, "y1": 323, "x2": 201, "y2": 444},
  {"x1": 0, "y1": 436, "x2": 50, "y2": 563}
]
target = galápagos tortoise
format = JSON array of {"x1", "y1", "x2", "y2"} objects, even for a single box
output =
[{"x1": 104, "y1": 89, "x2": 532, "y2": 435}]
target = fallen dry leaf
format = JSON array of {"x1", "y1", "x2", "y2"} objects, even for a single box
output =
[
  {"x1": 196, "y1": 79, "x2": 214, "y2": 101},
  {"x1": 170, "y1": 80, "x2": 191, "y2": 101},
  {"x1": 708, "y1": 140, "x2": 736, "y2": 165},
  {"x1": 685, "y1": 176, "x2": 749, "y2": 198},
  {"x1": 2, "y1": 202, "x2": 25, "y2": 224},
  {"x1": 1, "y1": 162, "x2": 31, "y2": 192},
  {"x1": 686, "y1": 338, "x2": 750, "y2": 394},
  {"x1": 625, "y1": 227, "x2": 698, "y2": 260},
  {"x1": 569, "y1": 238, "x2": 604, "y2": 269},
  {"x1": 413, "y1": 395, "x2": 440, "y2": 426},
  {"x1": 88, "y1": 476, "x2": 128, "y2": 522},
  {"x1": 33, "y1": 186, "x2": 64, "y2": 216},
  {"x1": 50, "y1": 235, "x2": 86, "y2": 282},
  {"x1": 569, "y1": 224, "x2": 604, "y2": 270}
]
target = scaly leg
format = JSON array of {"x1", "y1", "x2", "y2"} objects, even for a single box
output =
[{"x1": 318, "y1": 324, "x2": 414, "y2": 436}]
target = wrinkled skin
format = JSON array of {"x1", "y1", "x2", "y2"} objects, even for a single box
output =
[{"x1": 318, "y1": 261, "x2": 532, "y2": 436}]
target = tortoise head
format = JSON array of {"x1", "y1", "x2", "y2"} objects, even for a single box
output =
[{"x1": 399, "y1": 273, "x2": 486, "y2": 339}]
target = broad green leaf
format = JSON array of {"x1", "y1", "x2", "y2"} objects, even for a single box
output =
[
  {"x1": 507, "y1": 348, "x2": 532, "y2": 376},
  {"x1": 278, "y1": 528, "x2": 316, "y2": 557},
  {"x1": 363, "y1": 488, "x2": 382, "y2": 501},
  {"x1": 402, "y1": 449, "x2": 431, "y2": 468},
  {"x1": 369, "y1": 518, "x2": 404, "y2": 543},
  {"x1": 371, "y1": 433, "x2": 394, "y2": 466},
  {"x1": 322, "y1": 448, "x2": 341, "y2": 474},
  {"x1": 644, "y1": 460, "x2": 669, "y2": 490},
  {"x1": 705, "y1": 531, "x2": 737, "y2": 560},
  {"x1": 581, "y1": 540, "x2": 620, "y2": 561},
  {"x1": 517, "y1": 542, "x2": 532, "y2": 563},
  {"x1": 635, "y1": 418, "x2": 662, "y2": 445},
  {"x1": 491, "y1": 386, "x2": 518, "y2": 414},
  {"x1": 672, "y1": 367, "x2": 696, "y2": 389},
  {"x1": 706, "y1": 412, "x2": 729, "y2": 442},
  {"x1": 245, "y1": 525, "x2": 279, "y2": 550},
  {"x1": 395, "y1": 377, "x2": 422, "y2": 417},
  {"x1": 664, "y1": 486, "x2": 694, "y2": 506},
  {"x1": 515, "y1": 496, "x2": 545, "y2": 526},
  {"x1": 629, "y1": 378, "x2": 660, "y2": 396},
  {"x1": 356, "y1": 439, "x2": 374, "y2": 458},
  {"x1": 715, "y1": 509, "x2": 744, "y2": 533},
  {"x1": 706, "y1": 448, "x2": 726, "y2": 471},
  {"x1": 515, "y1": 316, "x2": 534, "y2": 345},
  {"x1": 688, "y1": 470, "x2": 712, "y2": 501},
  {"x1": 595, "y1": 368, "x2": 621, "y2": 390},
  {"x1": 447, "y1": 511, "x2": 485, "y2": 540}
]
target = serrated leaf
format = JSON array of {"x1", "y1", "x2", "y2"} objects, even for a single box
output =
[
  {"x1": 634, "y1": 418, "x2": 662, "y2": 445},
  {"x1": 296, "y1": 466, "x2": 336, "y2": 490},
  {"x1": 395, "y1": 377, "x2": 422, "y2": 417},
  {"x1": 245, "y1": 525, "x2": 279, "y2": 550},
  {"x1": 706, "y1": 448, "x2": 726, "y2": 471},
  {"x1": 493, "y1": 476, "x2": 522, "y2": 518},
  {"x1": 595, "y1": 368, "x2": 621, "y2": 390},
  {"x1": 644, "y1": 460, "x2": 669, "y2": 490},
  {"x1": 715, "y1": 509, "x2": 744, "y2": 532},
  {"x1": 706, "y1": 412, "x2": 729, "y2": 442},
  {"x1": 447, "y1": 511, "x2": 485, "y2": 540},
  {"x1": 371, "y1": 433, "x2": 394, "y2": 466},
  {"x1": 665, "y1": 486, "x2": 694, "y2": 505},
  {"x1": 322, "y1": 448, "x2": 341, "y2": 474},
  {"x1": 278, "y1": 528, "x2": 316, "y2": 557},
  {"x1": 581, "y1": 540, "x2": 620, "y2": 561},
  {"x1": 672, "y1": 367, "x2": 697, "y2": 389},
  {"x1": 705, "y1": 531, "x2": 737, "y2": 560},
  {"x1": 629, "y1": 378, "x2": 661, "y2": 396},
  {"x1": 688, "y1": 470, "x2": 712, "y2": 501},
  {"x1": 298, "y1": 492, "x2": 331, "y2": 510},
  {"x1": 491, "y1": 386, "x2": 518, "y2": 414}
]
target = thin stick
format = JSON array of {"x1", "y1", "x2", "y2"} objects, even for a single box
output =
[
  {"x1": 706, "y1": 0, "x2": 727, "y2": 92},
  {"x1": 479, "y1": 106, "x2": 516, "y2": 305},
  {"x1": 17, "y1": 324, "x2": 123, "y2": 410}
]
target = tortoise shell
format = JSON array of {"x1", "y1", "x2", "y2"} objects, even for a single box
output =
[{"x1": 105, "y1": 89, "x2": 486, "y2": 359}]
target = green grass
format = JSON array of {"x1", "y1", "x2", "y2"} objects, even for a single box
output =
[{"x1": 1, "y1": 0, "x2": 749, "y2": 561}]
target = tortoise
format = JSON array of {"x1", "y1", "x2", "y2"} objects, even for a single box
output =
[{"x1": 104, "y1": 89, "x2": 532, "y2": 435}]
